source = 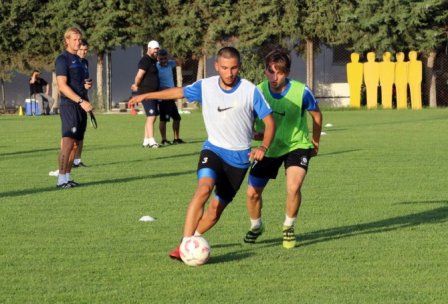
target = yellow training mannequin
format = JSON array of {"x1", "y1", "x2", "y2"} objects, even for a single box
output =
[
  {"x1": 408, "y1": 50, "x2": 422, "y2": 109},
  {"x1": 347, "y1": 52, "x2": 363, "y2": 108},
  {"x1": 395, "y1": 52, "x2": 408, "y2": 109},
  {"x1": 363, "y1": 52, "x2": 380, "y2": 109},
  {"x1": 379, "y1": 52, "x2": 395, "y2": 109}
]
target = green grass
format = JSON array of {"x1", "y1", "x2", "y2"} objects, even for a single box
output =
[{"x1": 1, "y1": 109, "x2": 447, "y2": 303}]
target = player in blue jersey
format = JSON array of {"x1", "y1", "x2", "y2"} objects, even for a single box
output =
[
  {"x1": 243, "y1": 49, "x2": 323, "y2": 249},
  {"x1": 156, "y1": 49, "x2": 184, "y2": 145},
  {"x1": 73, "y1": 39, "x2": 92, "y2": 168},
  {"x1": 54, "y1": 27, "x2": 93, "y2": 188},
  {"x1": 128, "y1": 47, "x2": 275, "y2": 260}
]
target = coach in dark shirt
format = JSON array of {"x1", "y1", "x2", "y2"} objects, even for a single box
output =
[
  {"x1": 54, "y1": 27, "x2": 93, "y2": 189},
  {"x1": 131, "y1": 40, "x2": 160, "y2": 148}
]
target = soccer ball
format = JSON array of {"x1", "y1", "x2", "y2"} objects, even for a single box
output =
[{"x1": 180, "y1": 236, "x2": 211, "y2": 266}]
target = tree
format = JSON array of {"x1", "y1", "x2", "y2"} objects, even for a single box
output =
[
  {"x1": 298, "y1": 0, "x2": 355, "y2": 89},
  {"x1": 158, "y1": 0, "x2": 238, "y2": 90},
  {"x1": 128, "y1": 0, "x2": 165, "y2": 46},
  {"x1": 25, "y1": 0, "x2": 79, "y2": 106},
  {"x1": 77, "y1": 0, "x2": 136, "y2": 110},
  {"x1": 0, "y1": 0, "x2": 53, "y2": 110},
  {"x1": 343, "y1": 0, "x2": 448, "y2": 106},
  {"x1": 235, "y1": 0, "x2": 301, "y2": 82},
  {"x1": 159, "y1": 0, "x2": 209, "y2": 88}
]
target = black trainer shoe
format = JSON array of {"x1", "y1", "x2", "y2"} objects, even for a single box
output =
[
  {"x1": 56, "y1": 183, "x2": 73, "y2": 189},
  {"x1": 73, "y1": 162, "x2": 87, "y2": 168},
  {"x1": 67, "y1": 180, "x2": 80, "y2": 187},
  {"x1": 161, "y1": 139, "x2": 172, "y2": 146},
  {"x1": 173, "y1": 138, "x2": 185, "y2": 144},
  {"x1": 244, "y1": 223, "x2": 265, "y2": 243}
]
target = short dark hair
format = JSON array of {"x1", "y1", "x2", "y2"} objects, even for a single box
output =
[
  {"x1": 216, "y1": 46, "x2": 241, "y2": 64},
  {"x1": 158, "y1": 49, "x2": 168, "y2": 56},
  {"x1": 264, "y1": 49, "x2": 291, "y2": 74},
  {"x1": 80, "y1": 39, "x2": 89, "y2": 47}
]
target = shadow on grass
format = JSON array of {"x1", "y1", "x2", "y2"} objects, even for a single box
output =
[
  {"x1": 0, "y1": 147, "x2": 59, "y2": 158},
  {"x1": 207, "y1": 242, "x2": 255, "y2": 264},
  {"x1": 207, "y1": 250, "x2": 255, "y2": 264},
  {"x1": 318, "y1": 149, "x2": 362, "y2": 157},
  {"x1": 91, "y1": 152, "x2": 200, "y2": 167},
  {"x1": 0, "y1": 139, "x2": 204, "y2": 160},
  {"x1": 0, "y1": 170, "x2": 196, "y2": 198},
  {"x1": 256, "y1": 200, "x2": 448, "y2": 249},
  {"x1": 322, "y1": 128, "x2": 349, "y2": 132},
  {"x1": 84, "y1": 138, "x2": 205, "y2": 152}
]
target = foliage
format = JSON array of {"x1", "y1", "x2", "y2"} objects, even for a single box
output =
[
  {"x1": 0, "y1": 0, "x2": 51, "y2": 74},
  {"x1": 235, "y1": 0, "x2": 300, "y2": 82},
  {"x1": 0, "y1": 0, "x2": 447, "y2": 97},
  {"x1": 301, "y1": 0, "x2": 352, "y2": 45},
  {"x1": 158, "y1": 0, "x2": 238, "y2": 60},
  {"x1": 128, "y1": 0, "x2": 165, "y2": 47},
  {"x1": 78, "y1": 0, "x2": 136, "y2": 52},
  {"x1": 159, "y1": 0, "x2": 206, "y2": 58},
  {"x1": 343, "y1": 0, "x2": 448, "y2": 55}
]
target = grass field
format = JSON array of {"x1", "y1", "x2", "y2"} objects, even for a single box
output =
[{"x1": 1, "y1": 109, "x2": 447, "y2": 303}]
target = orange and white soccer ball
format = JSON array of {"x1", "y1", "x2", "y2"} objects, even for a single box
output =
[{"x1": 180, "y1": 236, "x2": 211, "y2": 266}]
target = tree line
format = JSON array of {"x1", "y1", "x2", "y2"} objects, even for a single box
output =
[{"x1": 1, "y1": 0, "x2": 447, "y2": 111}]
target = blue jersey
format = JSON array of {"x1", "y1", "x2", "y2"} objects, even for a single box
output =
[
  {"x1": 157, "y1": 60, "x2": 176, "y2": 89},
  {"x1": 183, "y1": 76, "x2": 272, "y2": 168},
  {"x1": 55, "y1": 51, "x2": 88, "y2": 105},
  {"x1": 80, "y1": 58, "x2": 89, "y2": 96},
  {"x1": 268, "y1": 80, "x2": 318, "y2": 112}
]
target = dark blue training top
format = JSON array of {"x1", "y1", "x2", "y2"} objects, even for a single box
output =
[{"x1": 55, "y1": 50, "x2": 88, "y2": 106}]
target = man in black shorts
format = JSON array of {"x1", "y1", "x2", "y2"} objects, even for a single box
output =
[
  {"x1": 128, "y1": 47, "x2": 275, "y2": 261},
  {"x1": 157, "y1": 49, "x2": 184, "y2": 145},
  {"x1": 54, "y1": 27, "x2": 93, "y2": 188},
  {"x1": 244, "y1": 49, "x2": 323, "y2": 248},
  {"x1": 131, "y1": 40, "x2": 160, "y2": 148}
]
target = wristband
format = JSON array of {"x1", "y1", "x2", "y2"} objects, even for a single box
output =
[
  {"x1": 78, "y1": 98, "x2": 84, "y2": 104},
  {"x1": 258, "y1": 145, "x2": 268, "y2": 152}
]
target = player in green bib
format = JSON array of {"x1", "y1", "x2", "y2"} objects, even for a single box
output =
[{"x1": 244, "y1": 49, "x2": 323, "y2": 249}]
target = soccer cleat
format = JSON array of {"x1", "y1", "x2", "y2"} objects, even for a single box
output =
[
  {"x1": 148, "y1": 143, "x2": 160, "y2": 149},
  {"x1": 173, "y1": 138, "x2": 185, "y2": 144},
  {"x1": 244, "y1": 223, "x2": 265, "y2": 243},
  {"x1": 56, "y1": 183, "x2": 73, "y2": 189},
  {"x1": 169, "y1": 245, "x2": 182, "y2": 261},
  {"x1": 282, "y1": 225, "x2": 296, "y2": 249},
  {"x1": 67, "y1": 180, "x2": 80, "y2": 187},
  {"x1": 73, "y1": 162, "x2": 87, "y2": 168},
  {"x1": 161, "y1": 139, "x2": 172, "y2": 146}
]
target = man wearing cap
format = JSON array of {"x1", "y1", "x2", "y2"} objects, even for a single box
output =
[{"x1": 131, "y1": 40, "x2": 161, "y2": 148}]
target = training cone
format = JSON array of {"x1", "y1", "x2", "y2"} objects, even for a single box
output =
[{"x1": 18, "y1": 105, "x2": 23, "y2": 116}]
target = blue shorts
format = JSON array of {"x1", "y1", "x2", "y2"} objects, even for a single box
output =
[
  {"x1": 60, "y1": 103, "x2": 87, "y2": 140},
  {"x1": 142, "y1": 99, "x2": 159, "y2": 116}
]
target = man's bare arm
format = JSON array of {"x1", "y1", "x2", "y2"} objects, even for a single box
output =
[{"x1": 128, "y1": 87, "x2": 185, "y2": 105}]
